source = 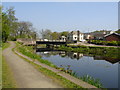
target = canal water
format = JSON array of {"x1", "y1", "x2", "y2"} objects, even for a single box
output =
[{"x1": 36, "y1": 50, "x2": 119, "y2": 88}]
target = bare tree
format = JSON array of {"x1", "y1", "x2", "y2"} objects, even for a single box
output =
[{"x1": 39, "y1": 29, "x2": 52, "y2": 39}]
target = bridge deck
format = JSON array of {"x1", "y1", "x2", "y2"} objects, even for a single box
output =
[
  {"x1": 36, "y1": 40, "x2": 67, "y2": 44},
  {"x1": 36, "y1": 40, "x2": 67, "y2": 45}
]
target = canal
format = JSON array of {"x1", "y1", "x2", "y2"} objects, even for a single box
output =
[{"x1": 36, "y1": 50, "x2": 119, "y2": 88}]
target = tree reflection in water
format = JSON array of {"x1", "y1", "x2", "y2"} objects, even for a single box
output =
[{"x1": 36, "y1": 49, "x2": 119, "y2": 64}]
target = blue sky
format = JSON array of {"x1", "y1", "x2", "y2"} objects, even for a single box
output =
[{"x1": 2, "y1": 2, "x2": 118, "y2": 33}]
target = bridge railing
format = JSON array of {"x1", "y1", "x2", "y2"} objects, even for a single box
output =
[{"x1": 36, "y1": 39, "x2": 66, "y2": 42}]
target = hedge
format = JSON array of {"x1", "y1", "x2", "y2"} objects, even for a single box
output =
[{"x1": 88, "y1": 40, "x2": 120, "y2": 46}]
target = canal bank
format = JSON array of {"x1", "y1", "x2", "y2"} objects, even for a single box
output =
[
  {"x1": 37, "y1": 50, "x2": 119, "y2": 88},
  {"x1": 36, "y1": 45, "x2": 119, "y2": 88},
  {"x1": 16, "y1": 41, "x2": 119, "y2": 88},
  {"x1": 52, "y1": 45, "x2": 119, "y2": 88},
  {"x1": 55, "y1": 45, "x2": 120, "y2": 61},
  {"x1": 14, "y1": 50, "x2": 97, "y2": 88},
  {"x1": 15, "y1": 42, "x2": 99, "y2": 88}
]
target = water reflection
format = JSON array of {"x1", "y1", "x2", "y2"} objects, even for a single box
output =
[
  {"x1": 36, "y1": 49, "x2": 119, "y2": 88},
  {"x1": 36, "y1": 49, "x2": 119, "y2": 64},
  {"x1": 93, "y1": 55, "x2": 120, "y2": 64}
]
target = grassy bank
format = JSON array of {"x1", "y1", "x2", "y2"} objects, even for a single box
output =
[
  {"x1": 2, "y1": 42, "x2": 17, "y2": 88},
  {"x1": 2, "y1": 42, "x2": 10, "y2": 50},
  {"x1": 88, "y1": 40, "x2": 120, "y2": 46},
  {"x1": 15, "y1": 42, "x2": 104, "y2": 88},
  {"x1": 15, "y1": 42, "x2": 84, "y2": 88},
  {"x1": 16, "y1": 54, "x2": 84, "y2": 88},
  {"x1": 15, "y1": 42, "x2": 57, "y2": 68}
]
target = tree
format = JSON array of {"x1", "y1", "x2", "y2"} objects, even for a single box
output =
[
  {"x1": 40, "y1": 29, "x2": 52, "y2": 39},
  {"x1": 2, "y1": 7, "x2": 18, "y2": 42},
  {"x1": 51, "y1": 32, "x2": 60, "y2": 40},
  {"x1": 60, "y1": 31, "x2": 69, "y2": 37},
  {"x1": 2, "y1": 12, "x2": 10, "y2": 42},
  {"x1": 16, "y1": 21, "x2": 36, "y2": 39},
  {"x1": 39, "y1": 30, "x2": 69, "y2": 40},
  {"x1": 2, "y1": 6, "x2": 37, "y2": 42},
  {"x1": 0, "y1": 6, "x2": 2, "y2": 45}
]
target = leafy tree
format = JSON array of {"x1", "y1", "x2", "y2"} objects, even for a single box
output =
[
  {"x1": 2, "y1": 7, "x2": 18, "y2": 42},
  {"x1": 60, "y1": 31, "x2": 69, "y2": 37},
  {"x1": 2, "y1": 12, "x2": 10, "y2": 42},
  {"x1": 51, "y1": 32, "x2": 60, "y2": 40},
  {"x1": 2, "y1": 6, "x2": 37, "y2": 42},
  {"x1": 0, "y1": 6, "x2": 2, "y2": 45}
]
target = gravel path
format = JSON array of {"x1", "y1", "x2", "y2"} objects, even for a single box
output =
[{"x1": 2, "y1": 42, "x2": 62, "y2": 88}]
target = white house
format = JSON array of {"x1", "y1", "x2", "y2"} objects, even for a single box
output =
[
  {"x1": 60, "y1": 36, "x2": 66, "y2": 41},
  {"x1": 67, "y1": 31, "x2": 84, "y2": 42}
]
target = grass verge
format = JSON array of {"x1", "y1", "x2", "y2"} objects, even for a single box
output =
[
  {"x1": 15, "y1": 42, "x2": 57, "y2": 68},
  {"x1": 15, "y1": 42, "x2": 104, "y2": 88},
  {"x1": 14, "y1": 50, "x2": 84, "y2": 89},
  {"x1": 2, "y1": 42, "x2": 10, "y2": 50}
]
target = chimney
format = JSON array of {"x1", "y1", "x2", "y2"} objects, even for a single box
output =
[{"x1": 77, "y1": 30, "x2": 80, "y2": 41}]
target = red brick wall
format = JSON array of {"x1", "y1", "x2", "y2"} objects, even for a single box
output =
[{"x1": 105, "y1": 34, "x2": 120, "y2": 41}]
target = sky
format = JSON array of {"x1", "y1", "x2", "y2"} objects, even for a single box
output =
[{"x1": 2, "y1": 2, "x2": 118, "y2": 33}]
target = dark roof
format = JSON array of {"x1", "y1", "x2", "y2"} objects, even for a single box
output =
[
  {"x1": 104, "y1": 33, "x2": 120, "y2": 37},
  {"x1": 70, "y1": 31, "x2": 83, "y2": 34}
]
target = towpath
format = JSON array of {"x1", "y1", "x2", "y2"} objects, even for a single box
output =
[{"x1": 2, "y1": 42, "x2": 62, "y2": 88}]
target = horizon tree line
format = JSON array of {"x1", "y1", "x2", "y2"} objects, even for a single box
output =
[{"x1": 1, "y1": 6, "x2": 37, "y2": 43}]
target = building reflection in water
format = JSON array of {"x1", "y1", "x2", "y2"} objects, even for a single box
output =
[
  {"x1": 37, "y1": 51, "x2": 83, "y2": 60},
  {"x1": 58, "y1": 51, "x2": 84, "y2": 60},
  {"x1": 36, "y1": 50, "x2": 119, "y2": 64}
]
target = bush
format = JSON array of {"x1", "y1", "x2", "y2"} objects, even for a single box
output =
[
  {"x1": 9, "y1": 37, "x2": 16, "y2": 41},
  {"x1": 106, "y1": 41, "x2": 118, "y2": 46},
  {"x1": 88, "y1": 40, "x2": 120, "y2": 46}
]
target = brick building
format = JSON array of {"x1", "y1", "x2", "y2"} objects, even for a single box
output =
[
  {"x1": 104, "y1": 33, "x2": 120, "y2": 41},
  {"x1": 91, "y1": 30, "x2": 114, "y2": 40}
]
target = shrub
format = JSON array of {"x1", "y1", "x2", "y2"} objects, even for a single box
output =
[{"x1": 88, "y1": 40, "x2": 120, "y2": 46}]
